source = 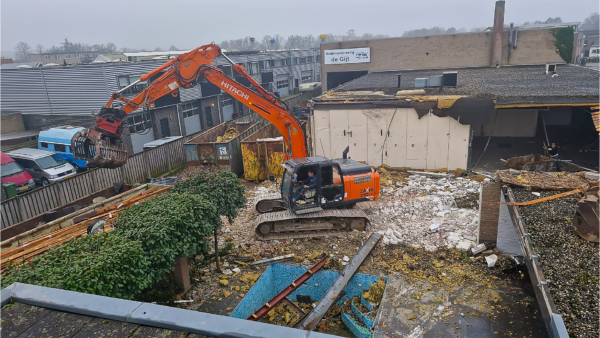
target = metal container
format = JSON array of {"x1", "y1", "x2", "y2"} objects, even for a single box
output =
[
  {"x1": 184, "y1": 114, "x2": 265, "y2": 176},
  {"x1": 241, "y1": 124, "x2": 287, "y2": 181},
  {"x1": 414, "y1": 78, "x2": 429, "y2": 88},
  {"x1": 3, "y1": 183, "x2": 17, "y2": 200}
]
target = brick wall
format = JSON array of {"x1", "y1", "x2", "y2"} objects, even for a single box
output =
[
  {"x1": 1, "y1": 113, "x2": 25, "y2": 133},
  {"x1": 478, "y1": 182, "x2": 502, "y2": 244},
  {"x1": 23, "y1": 114, "x2": 96, "y2": 130},
  {"x1": 321, "y1": 28, "x2": 566, "y2": 90},
  {"x1": 151, "y1": 105, "x2": 183, "y2": 139}
]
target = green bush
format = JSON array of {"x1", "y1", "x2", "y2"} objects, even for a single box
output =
[
  {"x1": 113, "y1": 192, "x2": 218, "y2": 282},
  {"x1": 1, "y1": 232, "x2": 150, "y2": 300},
  {"x1": 172, "y1": 168, "x2": 246, "y2": 224},
  {"x1": 552, "y1": 26, "x2": 574, "y2": 63}
]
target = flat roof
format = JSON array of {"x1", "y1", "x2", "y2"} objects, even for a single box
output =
[{"x1": 329, "y1": 64, "x2": 599, "y2": 100}]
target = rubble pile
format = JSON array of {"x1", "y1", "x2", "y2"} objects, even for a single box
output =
[
  {"x1": 365, "y1": 174, "x2": 483, "y2": 251},
  {"x1": 496, "y1": 170, "x2": 590, "y2": 191},
  {"x1": 217, "y1": 127, "x2": 240, "y2": 142},
  {"x1": 514, "y1": 189, "x2": 599, "y2": 338}
]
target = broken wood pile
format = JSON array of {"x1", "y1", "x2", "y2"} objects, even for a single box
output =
[
  {"x1": 496, "y1": 171, "x2": 591, "y2": 191},
  {"x1": 0, "y1": 185, "x2": 170, "y2": 271}
]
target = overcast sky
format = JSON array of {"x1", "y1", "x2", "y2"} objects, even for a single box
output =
[{"x1": 2, "y1": 0, "x2": 598, "y2": 54}]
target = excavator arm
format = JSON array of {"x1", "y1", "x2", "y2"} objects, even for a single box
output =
[{"x1": 72, "y1": 44, "x2": 307, "y2": 168}]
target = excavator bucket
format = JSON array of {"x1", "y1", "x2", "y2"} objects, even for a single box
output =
[
  {"x1": 572, "y1": 186, "x2": 599, "y2": 242},
  {"x1": 71, "y1": 127, "x2": 128, "y2": 169}
]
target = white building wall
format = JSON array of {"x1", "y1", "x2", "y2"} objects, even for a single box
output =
[
  {"x1": 314, "y1": 108, "x2": 470, "y2": 170},
  {"x1": 130, "y1": 128, "x2": 156, "y2": 153}
]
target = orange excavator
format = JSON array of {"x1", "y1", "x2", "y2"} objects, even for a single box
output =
[{"x1": 72, "y1": 43, "x2": 380, "y2": 240}]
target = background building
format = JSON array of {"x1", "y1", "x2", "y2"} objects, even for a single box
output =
[
  {"x1": 320, "y1": 1, "x2": 581, "y2": 91},
  {"x1": 0, "y1": 48, "x2": 321, "y2": 154}
]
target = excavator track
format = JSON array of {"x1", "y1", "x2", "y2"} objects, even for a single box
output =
[
  {"x1": 254, "y1": 209, "x2": 369, "y2": 241},
  {"x1": 254, "y1": 193, "x2": 285, "y2": 213}
]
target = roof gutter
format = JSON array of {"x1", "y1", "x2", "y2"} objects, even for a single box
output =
[{"x1": 495, "y1": 102, "x2": 599, "y2": 109}]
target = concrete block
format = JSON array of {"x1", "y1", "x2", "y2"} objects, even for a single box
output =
[
  {"x1": 456, "y1": 240, "x2": 475, "y2": 252},
  {"x1": 1, "y1": 283, "x2": 14, "y2": 307},
  {"x1": 10, "y1": 283, "x2": 143, "y2": 322}
]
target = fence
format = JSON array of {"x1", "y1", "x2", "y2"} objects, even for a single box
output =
[{"x1": 1, "y1": 128, "x2": 202, "y2": 228}]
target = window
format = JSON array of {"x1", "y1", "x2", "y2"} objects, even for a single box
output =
[
  {"x1": 94, "y1": 53, "x2": 98, "y2": 57},
  {"x1": 300, "y1": 57, "x2": 307, "y2": 64},
  {"x1": 220, "y1": 65, "x2": 233, "y2": 77},
  {"x1": 265, "y1": 60, "x2": 274, "y2": 68},
  {"x1": 221, "y1": 94, "x2": 233, "y2": 107},
  {"x1": 316, "y1": 55, "x2": 320, "y2": 62},
  {"x1": 248, "y1": 62, "x2": 259, "y2": 75},
  {"x1": 75, "y1": 54, "x2": 80, "y2": 58},
  {"x1": 44, "y1": 55, "x2": 50, "y2": 60},
  {"x1": 182, "y1": 101, "x2": 199, "y2": 118},
  {"x1": 306, "y1": 56, "x2": 313, "y2": 63},
  {"x1": 65, "y1": 54, "x2": 71, "y2": 59},
  {"x1": 36, "y1": 154, "x2": 67, "y2": 169},
  {"x1": 40, "y1": 142, "x2": 48, "y2": 148},
  {"x1": 127, "y1": 112, "x2": 152, "y2": 133},
  {"x1": 1, "y1": 161, "x2": 24, "y2": 178},
  {"x1": 84, "y1": 53, "x2": 90, "y2": 58},
  {"x1": 55, "y1": 55, "x2": 61, "y2": 59},
  {"x1": 276, "y1": 77, "x2": 288, "y2": 89},
  {"x1": 54, "y1": 144, "x2": 66, "y2": 152},
  {"x1": 274, "y1": 59, "x2": 289, "y2": 67},
  {"x1": 317, "y1": 74, "x2": 321, "y2": 82},
  {"x1": 301, "y1": 71, "x2": 312, "y2": 84},
  {"x1": 117, "y1": 74, "x2": 149, "y2": 95}
]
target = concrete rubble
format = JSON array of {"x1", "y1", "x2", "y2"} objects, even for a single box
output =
[{"x1": 363, "y1": 174, "x2": 481, "y2": 252}]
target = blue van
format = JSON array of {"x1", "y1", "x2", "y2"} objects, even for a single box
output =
[{"x1": 38, "y1": 126, "x2": 87, "y2": 171}]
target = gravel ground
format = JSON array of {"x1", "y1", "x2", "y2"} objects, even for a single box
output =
[{"x1": 514, "y1": 189, "x2": 599, "y2": 338}]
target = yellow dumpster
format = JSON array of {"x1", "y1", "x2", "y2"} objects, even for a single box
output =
[{"x1": 241, "y1": 124, "x2": 287, "y2": 181}]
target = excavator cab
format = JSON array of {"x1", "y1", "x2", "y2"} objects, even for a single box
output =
[{"x1": 280, "y1": 156, "x2": 378, "y2": 214}]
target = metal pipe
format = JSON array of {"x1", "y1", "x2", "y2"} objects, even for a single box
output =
[
  {"x1": 297, "y1": 232, "x2": 381, "y2": 331},
  {"x1": 117, "y1": 79, "x2": 141, "y2": 94}
]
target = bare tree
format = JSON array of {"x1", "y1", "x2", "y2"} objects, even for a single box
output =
[
  {"x1": 169, "y1": 45, "x2": 178, "y2": 51},
  {"x1": 581, "y1": 12, "x2": 599, "y2": 30},
  {"x1": 14, "y1": 42, "x2": 32, "y2": 61},
  {"x1": 153, "y1": 47, "x2": 163, "y2": 52},
  {"x1": 35, "y1": 44, "x2": 45, "y2": 54},
  {"x1": 105, "y1": 43, "x2": 117, "y2": 54}
]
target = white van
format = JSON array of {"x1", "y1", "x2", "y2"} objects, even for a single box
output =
[{"x1": 7, "y1": 148, "x2": 76, "y2": 186}]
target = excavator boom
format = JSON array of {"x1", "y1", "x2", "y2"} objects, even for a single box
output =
[{"x1": 72, "y1": 44, "x2": 306, "y2": 168}]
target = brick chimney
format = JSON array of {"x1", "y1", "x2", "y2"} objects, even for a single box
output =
[{"x1": 490, "y1": 0, "x2": 505, "y2": 66}]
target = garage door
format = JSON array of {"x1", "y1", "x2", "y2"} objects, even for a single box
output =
[{"x1": 276, "y1": 74, "x2": 289, "y2": 96}]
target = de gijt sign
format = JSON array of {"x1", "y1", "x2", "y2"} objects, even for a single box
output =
[{"x1": 324, "y1": 47, "x2": 371, "y2": 65}]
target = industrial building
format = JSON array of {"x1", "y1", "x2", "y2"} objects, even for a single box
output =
[
  {"x1": 311, "y1": 64, "x2": 599, "y2": 170},
  {"x1": 320, "y1": 1, "x2": 580, "y2": 91},
  {"x1": 0, "y1": 48, "x2": 321, "y2": 154}
]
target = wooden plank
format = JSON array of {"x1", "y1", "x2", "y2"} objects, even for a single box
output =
[{"x1": 499, "y1": 189, "x2": 581, "y2": 206}]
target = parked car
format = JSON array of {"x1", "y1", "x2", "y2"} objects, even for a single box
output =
[
  {"x1": 0, "y1": 151, "x2": 36, "y2": 193},
  {"x1": 7, "y1": 148, "x2": 76, "y2": 186},
  {"x1": 38, "y1": 126, "x2": 87, "y2": 171},
  {"x1": 143, "y1": 136, "x2": 183, "y2": 150}
]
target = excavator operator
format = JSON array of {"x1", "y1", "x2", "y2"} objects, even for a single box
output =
[{"x1": 293, "y1": 169, "x2": 316, "y2": 203}]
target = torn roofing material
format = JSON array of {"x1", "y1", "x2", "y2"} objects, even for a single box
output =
[{"x1": 325, "y1": 64, "x2": 600, "y2": 100}]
